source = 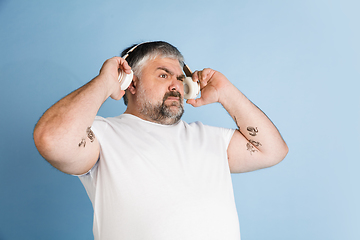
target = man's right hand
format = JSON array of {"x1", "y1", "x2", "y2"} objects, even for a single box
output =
[{"x1": 99, "y1": 57, "x2": 132, "y2": 100}]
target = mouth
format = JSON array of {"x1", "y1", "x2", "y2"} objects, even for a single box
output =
[
  {"x1": 162, "y1": 92, "x2": 183, "y2": 109},
  {"x1": 165, "y1": 96, "x2": 180, "y2": 101},
  {"x1": 163, "y1": 91, "x2": 182, "y2": 102}
]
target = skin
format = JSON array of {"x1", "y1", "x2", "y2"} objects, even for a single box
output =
[{"x1": 33, "y1": 55, "x2": 288, "y2": 175}]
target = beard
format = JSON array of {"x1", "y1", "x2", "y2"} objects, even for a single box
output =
[{"x1": 137, "y1": 88, "x2": 184, "y2": 125}]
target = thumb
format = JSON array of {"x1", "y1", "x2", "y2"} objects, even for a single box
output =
[
  {"x1": 186, "y1": 98, "x2": 205, "y2": 107},
  {"x1": 111, "y1": 89, "x2": 126, "y2": 101}
]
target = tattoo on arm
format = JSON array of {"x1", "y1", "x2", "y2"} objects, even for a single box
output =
[
  {"x1": 86, "y1": 127, "x2": 95, "y2": 142},
  {"x1": 246, "y1": 139, "x2": 262, "y2": 155},
  {"x1": 78, "y1": 139, "x2": 86, "y2": 147},
  {"x1": 246, "y1": 142, "x2": 257, "y2": 154},
  {"x1": 78, "y1": 127, "x2": 95, "y2": 148},
  {"x1": 247, "y1": 126, "x2": 258, "y2": 136},
  {"x1": 249, "y1": 139, "x2": 262, "y2": 147}
]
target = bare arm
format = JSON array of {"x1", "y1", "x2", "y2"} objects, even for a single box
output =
[
  {"x1": 187, "y1": 69, "x2": 288, "y2": 173},
  {"x1": 33, "y1": 57, "x2": 131, "y2": 175}
]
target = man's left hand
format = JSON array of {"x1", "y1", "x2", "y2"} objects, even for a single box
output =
[{"x1": 186, "y1": 68, "x2": 232, "y2": 107}]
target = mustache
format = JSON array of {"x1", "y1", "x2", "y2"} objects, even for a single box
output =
[{"x1": 163, "y1": 91, "x2": 182, "y2": 101}]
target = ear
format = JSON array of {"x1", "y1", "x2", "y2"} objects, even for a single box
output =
[{"x1": 127, "y1": 75, "x2": 137, "y2": 95}]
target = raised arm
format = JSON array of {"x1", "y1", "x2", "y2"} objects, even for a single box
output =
[
  {"x1": 33, "y1": 57, "x2": 131, "y2": 175},
  {"x1": 187, "y1": 69, "x2": 288, "y2": 173}
]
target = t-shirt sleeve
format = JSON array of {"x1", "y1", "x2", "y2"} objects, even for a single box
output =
[
  {"x1": 198, "y1": 122, "x2": 236, "y2": 149},
  {"x1": 75, "y1": 116, "x2": 107, "y2": 175},
  {"x1": 222, "y1": 127, "x2": 236, "y2": 148},
  {"x1": 76, "y1": 116, "x2": 108, "y2": 201}
]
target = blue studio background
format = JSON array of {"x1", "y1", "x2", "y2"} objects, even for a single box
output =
[{"x1": 1, "y1": 0, "x2": 359, "y2": 239}]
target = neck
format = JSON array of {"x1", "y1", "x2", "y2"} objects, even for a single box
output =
[{"x1": 124, "y1": 104, "x2": 182, "y2": 125}]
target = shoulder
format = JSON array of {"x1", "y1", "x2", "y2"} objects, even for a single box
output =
[
  {"x1": 92, "y1": 114, "x2": 130, "y2": 131},
  {"x1": 183, "y1": 121, "x2": 235, "y2": 145}
]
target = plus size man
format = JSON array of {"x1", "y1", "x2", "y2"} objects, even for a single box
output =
[{"x1": 34, "y1": 41, "x2": 288, "y2": 239}]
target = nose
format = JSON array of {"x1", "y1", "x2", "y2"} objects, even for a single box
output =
[{"x1": 168, "y1": 76, "x2": 183, "y2": 93}]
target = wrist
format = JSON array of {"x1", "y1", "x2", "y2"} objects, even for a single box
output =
[
  {"x1": 218, "y1": 82, "x2": 242, "y2": 106},
  {"x1": 94, "y1": 73, "x2": 119, "y2": 101}
]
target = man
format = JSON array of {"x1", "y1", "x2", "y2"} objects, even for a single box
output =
[{"x1": 33, "y1": 41, "x2": 288, "y2": 239}]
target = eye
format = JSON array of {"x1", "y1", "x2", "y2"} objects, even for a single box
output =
[{"x1": 159, "y1": 74, "x2": 168, "y2": 79}]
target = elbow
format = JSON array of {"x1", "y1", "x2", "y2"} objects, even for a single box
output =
[
  {"x1": 280, "y1": 143, "x2": 289, "y2": 162},
  {"x1": 269, "y1": 142, "x2": 289, "y2": 167},
  {"x1": 33, "y1": 125, "x2": 73, "y2": 172},
  {"x1": 33, "y1": 124, "x2": 42, "y2": 147},
  {"x1": 33, "y1": 124, "x2": 56, "y2": 161}
]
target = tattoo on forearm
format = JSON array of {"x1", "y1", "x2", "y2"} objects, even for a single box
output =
[
  {"x1": 247, "y1": 126, "x2": 258, "y2": 136},
  {"x1": 86, "y1": 127, "x2": 95, "y2": 142},
  {"x1": 78, "y1": 139, "x2": 86, "y2": 147}
]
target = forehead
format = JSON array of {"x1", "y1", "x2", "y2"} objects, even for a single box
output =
[{"x1": 143, "y1": 57, "x2": 183, "y2": 74}]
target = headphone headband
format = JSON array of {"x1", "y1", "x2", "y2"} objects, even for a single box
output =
[{"x1": 123, "y1": 42, "x2": 150, "y2": 60}]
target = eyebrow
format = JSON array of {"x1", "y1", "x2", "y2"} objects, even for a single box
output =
[{"x1": 157, "y1": 67, "x2": 185, "y2": 80}]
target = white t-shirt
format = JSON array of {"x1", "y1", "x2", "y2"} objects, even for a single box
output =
[{"x1": 79, "y1": 114, "x2": 240, "y2": 240}]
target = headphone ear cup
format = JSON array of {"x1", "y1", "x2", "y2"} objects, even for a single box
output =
[
  {"x1": 183, "y1": 77, "x2": 200, "y2": 99},
  {"x1": 118, "y1": 70, "x2": 134, "y2": 90}
]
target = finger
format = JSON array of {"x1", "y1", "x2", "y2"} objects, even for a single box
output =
[
  {"x1": 198, "y1": 71, "x2": 202, "y2": 82},
  {"x1": 186, "y1": 97, "x2": 205, "y2": 108},
  {"x1": 115, "y1": 57, "x2": 132, "y2": 74},
  {"x1": 192, "y1": 70, "x2": 200, "y2": 81},
  {"x1": 201, "y1": 68, "x2": 215, "y2": 82},
  {"x1": 192, "y1": 70, "x2": 206, "y2": 89}
]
